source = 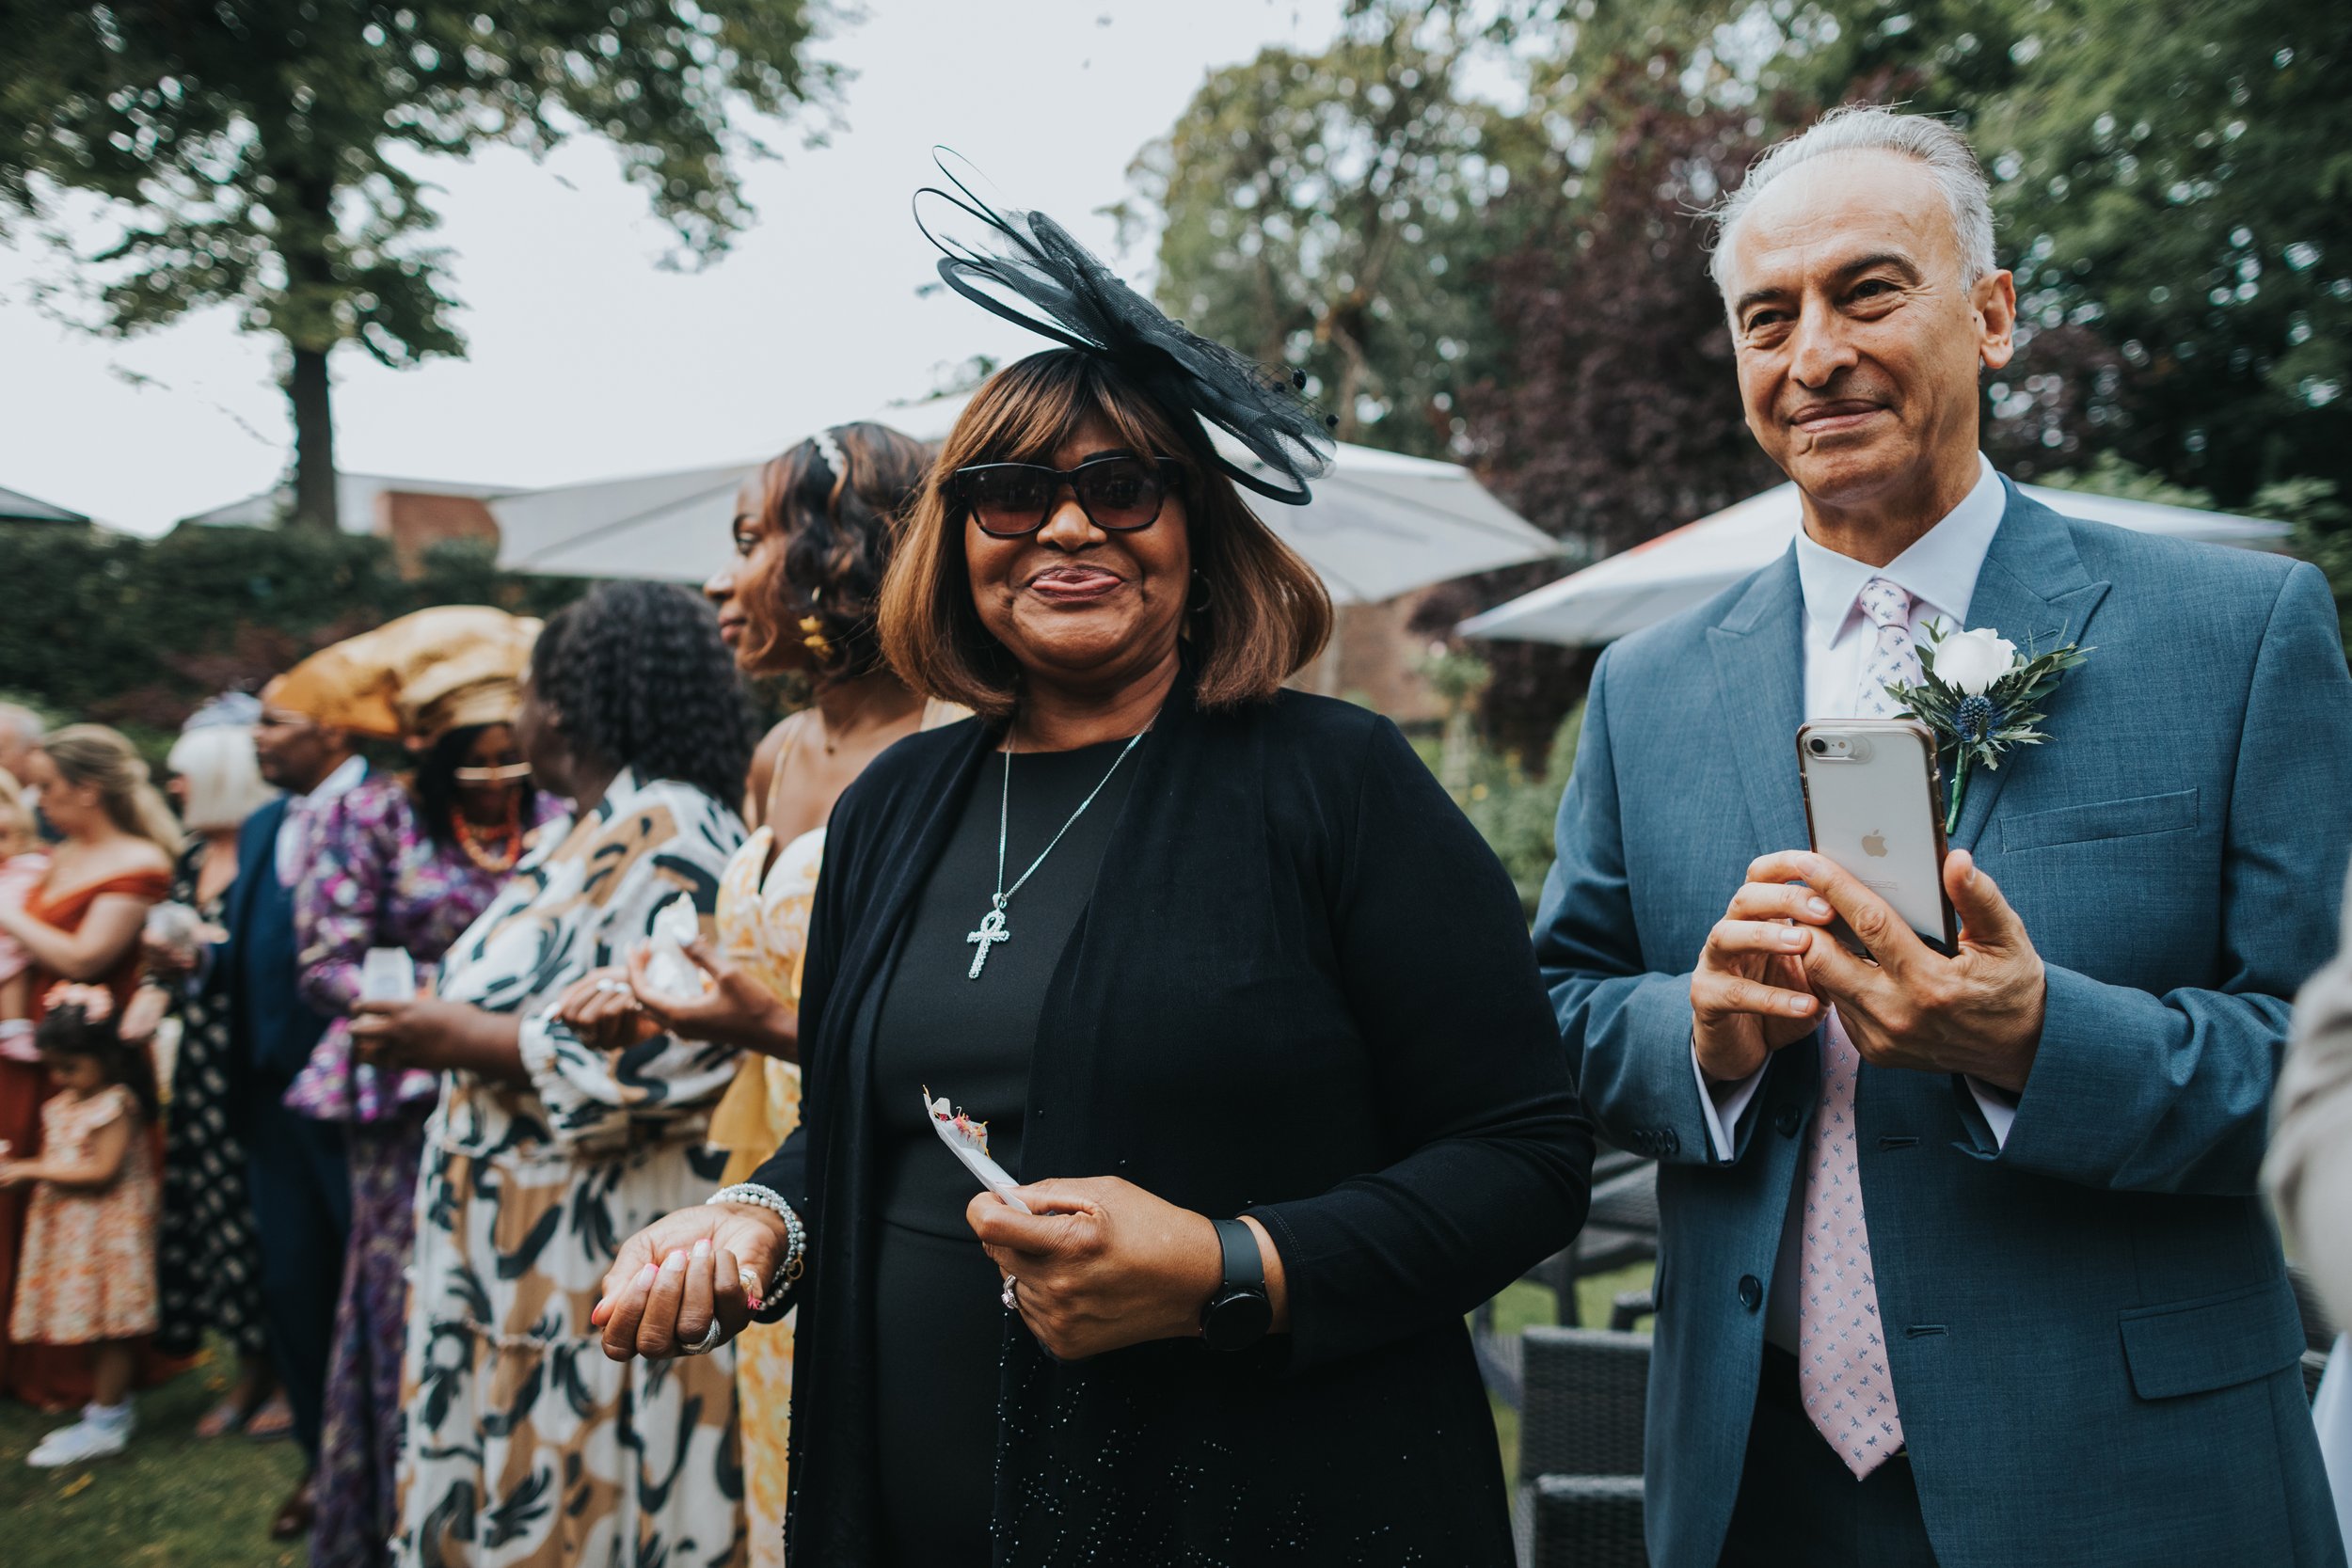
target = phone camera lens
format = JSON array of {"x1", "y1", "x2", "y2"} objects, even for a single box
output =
[{"x1": 1808, "y1": 737, "x2": 1828, "y2": 755}]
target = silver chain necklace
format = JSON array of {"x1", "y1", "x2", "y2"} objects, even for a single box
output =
[{"x1": 963, "y1": 729, "x2": 1146, "y2": 980}]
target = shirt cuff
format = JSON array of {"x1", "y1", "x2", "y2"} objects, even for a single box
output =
[
  {"x1": 1964, "y1": 1076, "x2": 2018, "y2": 1148},
  {"x1": 1692, "y1": 1040, "x2": 1765, "y2": 1163}
]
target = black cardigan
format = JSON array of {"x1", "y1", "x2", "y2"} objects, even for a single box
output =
[{"x1": 753, "y1": 673, "x2": 1594, "y2": 1566}]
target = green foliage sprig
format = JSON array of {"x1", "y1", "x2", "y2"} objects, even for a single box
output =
[{"x1": 1884, "y1": 623, "x2": 2092, "y2": 834}]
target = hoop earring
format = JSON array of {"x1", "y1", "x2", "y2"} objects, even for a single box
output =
[{"x1": 1188, "y1": 573, "x2": 1212, "y2": 615}]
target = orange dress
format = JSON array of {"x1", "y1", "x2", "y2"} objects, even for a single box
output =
[{"x1": 0, "y1": 866, "x2": 170, "y2": 1408}]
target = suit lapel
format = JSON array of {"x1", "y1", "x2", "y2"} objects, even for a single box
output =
[
  {"x1": 1947, "y1": 483, "x2": 2111, "y2": 851},
  {"x1": 1707, "y1": 550, "x2": 1812, "y2": 855},
  {"x1": 227, "y1": 796, "x2": 286, "y2": 941}
]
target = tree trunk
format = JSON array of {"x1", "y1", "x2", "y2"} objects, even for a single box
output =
[{"x1": 286, "y1": 345, "x2": 339, "y2": 532}]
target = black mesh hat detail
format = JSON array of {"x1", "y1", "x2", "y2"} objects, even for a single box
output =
[{"x1": 914, "y1": 150, "x2": 1335, "y2": 506}]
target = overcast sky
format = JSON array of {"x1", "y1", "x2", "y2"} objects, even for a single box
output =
[{"x1": 0, "y1": 0, "x2": 1344, "y2": 535}]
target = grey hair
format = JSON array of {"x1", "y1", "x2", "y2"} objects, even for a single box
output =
[
  {"x1": 0, "y1": 702, "x2": 42, "y2": 752},
  {"x1": 1708, "y1": 105, "x2": 1997, "y2": 295}
]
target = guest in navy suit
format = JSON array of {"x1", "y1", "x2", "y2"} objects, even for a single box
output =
[
  {"x1": 1536, "y1": 106, "x2": 2352, "y2": 1567},
  {"x1": 217, "y1": 694, "x2": 363, "y2": 1539}
]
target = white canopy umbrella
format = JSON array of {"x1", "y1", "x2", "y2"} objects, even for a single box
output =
[
  {"x1": 1457, "y1": 481, "x2": 2290, "y2": 646},
  {"x1": 493, "y1": 463, "x2": 751, "y2": 582},
  {"x1": 492, "y1": 394, "x2": 1559, "y2": 603}
]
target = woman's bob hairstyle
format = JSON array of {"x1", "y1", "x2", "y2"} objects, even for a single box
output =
[{"x1": 879, "y1": 349, "x2": 1332, "y2": 721}]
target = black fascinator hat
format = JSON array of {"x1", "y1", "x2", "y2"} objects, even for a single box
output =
[{"x1": 915, "y1": 150, "x2": 1336, "y2": 506}]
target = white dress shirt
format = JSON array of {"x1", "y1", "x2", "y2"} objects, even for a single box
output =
[{"x1": 1690, "y1": 453, "x2": 2018, "y2": 1349}]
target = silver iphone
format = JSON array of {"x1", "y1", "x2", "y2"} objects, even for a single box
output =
[{"x1": 1796, "y1": 719, "x2": 1958, "y2": 958}]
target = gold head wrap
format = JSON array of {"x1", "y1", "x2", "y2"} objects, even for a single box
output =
[{"x1": 268, "y1": 607, "x2": 541, "y2": 743}]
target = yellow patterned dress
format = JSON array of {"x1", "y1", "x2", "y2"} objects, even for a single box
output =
[{"x1": 705, "y1": 822, "x2": 823, "y2": 1568}]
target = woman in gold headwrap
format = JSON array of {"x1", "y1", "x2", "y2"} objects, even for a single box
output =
[{"x1": 268, "y1": 607, "x2": 561, "y2": 1568}]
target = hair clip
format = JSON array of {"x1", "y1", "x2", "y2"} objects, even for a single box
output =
[{"x1": 811, "y1": 428, "x2": 849, "y2": 484}]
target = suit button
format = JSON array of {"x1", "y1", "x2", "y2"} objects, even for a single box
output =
[
  {"x1": 1774, "y1": 1105, "x2": 1802, "y2": 1138},
  {"x1": 1738, "y1": 1275, "x2": 1763, "y2": 1311},
  {"x1": 1661, "y1": 1129, "x2": 1680, "y2": 1156}
]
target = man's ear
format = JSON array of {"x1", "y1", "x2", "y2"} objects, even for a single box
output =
[{"x1": 1977, "y1": 267, "x2": 2018, "y2": 372}]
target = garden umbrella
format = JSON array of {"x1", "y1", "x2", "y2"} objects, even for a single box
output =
[
  {"x1": 492, "y1": 393, "x2": 1559, "y2": 603},
  {"x1": 1457, "y1": 480, "x2": 2290, "y2": 647}
]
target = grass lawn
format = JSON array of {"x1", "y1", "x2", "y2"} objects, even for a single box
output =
[
  {"x1": 0, "y1": 1345, "x2": 305, "y2": 1568},
  {"x1": 0, "y1": 1269, "x2": 1654, "y2": 1562}
]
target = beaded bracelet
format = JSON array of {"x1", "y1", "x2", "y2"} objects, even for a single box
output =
[{"x1": 706, "y1": 1182, "x2": 806, "y2": 1300}]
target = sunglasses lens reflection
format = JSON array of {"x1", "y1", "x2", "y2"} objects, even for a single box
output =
[
  {"x1": 962, "y1": 467, "x2": 1057, "y2": 535},
  {"x1": 1073, "y1": 461, "x2": 1163, "y2": 529}
]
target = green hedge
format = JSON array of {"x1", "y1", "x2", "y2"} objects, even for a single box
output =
[{"x1": 0, "y1": 522, "x2": 591, "y2": 755}]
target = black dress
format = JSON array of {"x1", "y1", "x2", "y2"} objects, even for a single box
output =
[
  {"x1": 755, "y1": 673, "x2": 1594, "y2": 1566},
  {"x1": 866, "y1": 739, "x2": 1138, "y2": 1566},
  {"x1": 155, "y1": 840, "x2": 268, "y2": 1359}
]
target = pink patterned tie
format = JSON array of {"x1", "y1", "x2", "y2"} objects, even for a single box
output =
[{"x1": 1796, "y1": 575, "x2": 1917, "y2": 1477}]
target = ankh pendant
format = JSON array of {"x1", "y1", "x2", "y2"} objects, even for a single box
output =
[{"x1": 965, "y1": 902, "x2": 1010, "y2": 980}]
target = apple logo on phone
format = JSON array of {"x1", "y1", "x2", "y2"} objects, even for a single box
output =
[{"x1": 1861, "y1": 829, "x2": 1889, "y2": 858}]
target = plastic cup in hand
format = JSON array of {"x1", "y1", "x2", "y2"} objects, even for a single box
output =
[
  {"x1": 145, "y1": 901, "x2": 203, "y2": 959},
  {"x1": 360, "y1": 948, "x2": 418, "y2": 1004}
]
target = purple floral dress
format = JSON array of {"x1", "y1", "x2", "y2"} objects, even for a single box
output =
[{"x1": 290, "y1": 777, "x2": 561, "y2": 1568}]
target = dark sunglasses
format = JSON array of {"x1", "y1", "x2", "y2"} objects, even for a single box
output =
[{"x1": 948, "y1": 454, "x2": 1182, "y2": 538}]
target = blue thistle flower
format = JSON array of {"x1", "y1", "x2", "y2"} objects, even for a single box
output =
[{"x1": 1954, "y1": 693, "x2": 1997, "y2": 746}]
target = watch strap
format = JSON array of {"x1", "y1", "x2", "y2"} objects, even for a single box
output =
[{"x1": 1213, "y1": 1217, "x2": 1263, "y2": 1291}]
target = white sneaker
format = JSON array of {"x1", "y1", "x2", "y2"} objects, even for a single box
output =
[{"x1": 26, "y1": 1412, "x2": 131, "y2": 1467}]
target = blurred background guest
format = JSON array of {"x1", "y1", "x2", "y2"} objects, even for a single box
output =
[
  {"x1": 2276, "y1": 860, "x2": 2352, "y2": 1323},
  {"x1": 0, "y1": 704, "x2": 43, "y2": 796},
  {"x1": 656, "y1": 420, "x2": 948, "y2": 1566},
  {"x1": 2273, "y1": 859, "x2": 2352, "y2": 1554},
  {"x1": 364, "y1": 580, "x2": 753, "y2": 1568},
  {"x1": 225, "y1": 692, "x2": 363, "y2": 1538},
  {"x1": 136, "y1": 697, "x2": 287, "y2": 1439},
  {"x1": 0, "y1": 724, "x2": 178, "y2": 1410},
  {"x1": 0, "y1": 769, "x2": 47, "y2": 1056},
  {"x1": 0, "y1": 985, "x2": 165, "y2": 1467},
  {"x1": 267, "y1": 607, "x2": 554, "y2": 1568}
]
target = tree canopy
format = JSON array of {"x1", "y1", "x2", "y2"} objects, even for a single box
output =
[
  {"x1": 1128, "y1": 0, "x2": 2351, "y2": 641},
  {"x1": 1, "y1": 0, "x2": 835, "y2": 528}
]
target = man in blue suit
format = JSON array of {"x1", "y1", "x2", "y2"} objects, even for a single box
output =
[
  {"x1": 221, "y1": 693, "x2": 362, "y2": 1534},
  {"x1": 1534, "y1": 105, "x2": 2352, "y2": 1567}
]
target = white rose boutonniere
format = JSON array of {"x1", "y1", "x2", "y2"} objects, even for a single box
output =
[
  {"x1": 1930, "y1": 626, "x2": 2018, "y2": 695},
  {"x1": 1883, "y1": 622, "x2": 2092, "y2": 833}
]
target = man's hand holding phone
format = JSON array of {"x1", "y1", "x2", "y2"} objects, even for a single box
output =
[
  {"x1": 1692, "y1": 875, "x2": 1830, "y2": 1084},
  {"x1": 1752, "y1": 847, "x2": 2048, "y2": 1093}
]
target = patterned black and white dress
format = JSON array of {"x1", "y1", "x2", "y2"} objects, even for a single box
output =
[
  {"x1": 154, "y1": 839, "x2": 267, "y2": 1359},
  {"x1": 392, "y1": 770, "x2": 749, "y2": 1568}
]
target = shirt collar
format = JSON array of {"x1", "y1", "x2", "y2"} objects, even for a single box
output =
[
  {"x1": 1792, "y1": 453, "x2": 2004, "y2": 647},
  {"x1": 302, "y1": 753, "x2": 369, "y2": 806}
]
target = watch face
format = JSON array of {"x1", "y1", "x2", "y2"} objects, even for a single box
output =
[{"x1": 1203, "y1": 1288, "x2": 1273, "y2": 1352}]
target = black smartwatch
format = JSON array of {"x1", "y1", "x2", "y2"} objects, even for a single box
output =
[{"x1": 1200, "y1": 1217, "x2": 1274, "y2": 1351}]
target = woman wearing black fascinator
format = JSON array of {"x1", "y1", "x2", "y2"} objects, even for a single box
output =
[{"x1": 594, "y1": 153, "x2": 1594, "y2": 1568}]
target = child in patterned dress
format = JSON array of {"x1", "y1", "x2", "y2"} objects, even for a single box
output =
[{"x1": 0, "y1": 985, "x2": 162, "y2": 1466}]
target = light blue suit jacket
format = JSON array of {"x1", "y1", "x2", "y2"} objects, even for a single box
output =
[{"x1": 1534, "y1": 483, "x2": 2352, "y2": 1568}]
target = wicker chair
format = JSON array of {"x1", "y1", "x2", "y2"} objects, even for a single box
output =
[
  {"x1": 1524, "y1": 1476, "x2": 1648, "y2": 1568},
  {"x1": 1515, "y1": 1328, "x2": 1651, "y2": 1567},
  {"x1": 1475, "y1": 1155, "x2": 1661, "y2": 1402},
  {"x1": 2291, "y1": 1263, "x2": 2338, "y2": 1353},
  {"x1": 1518, "y1": 1327, "x2": 1651, "y2": 1480}
]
